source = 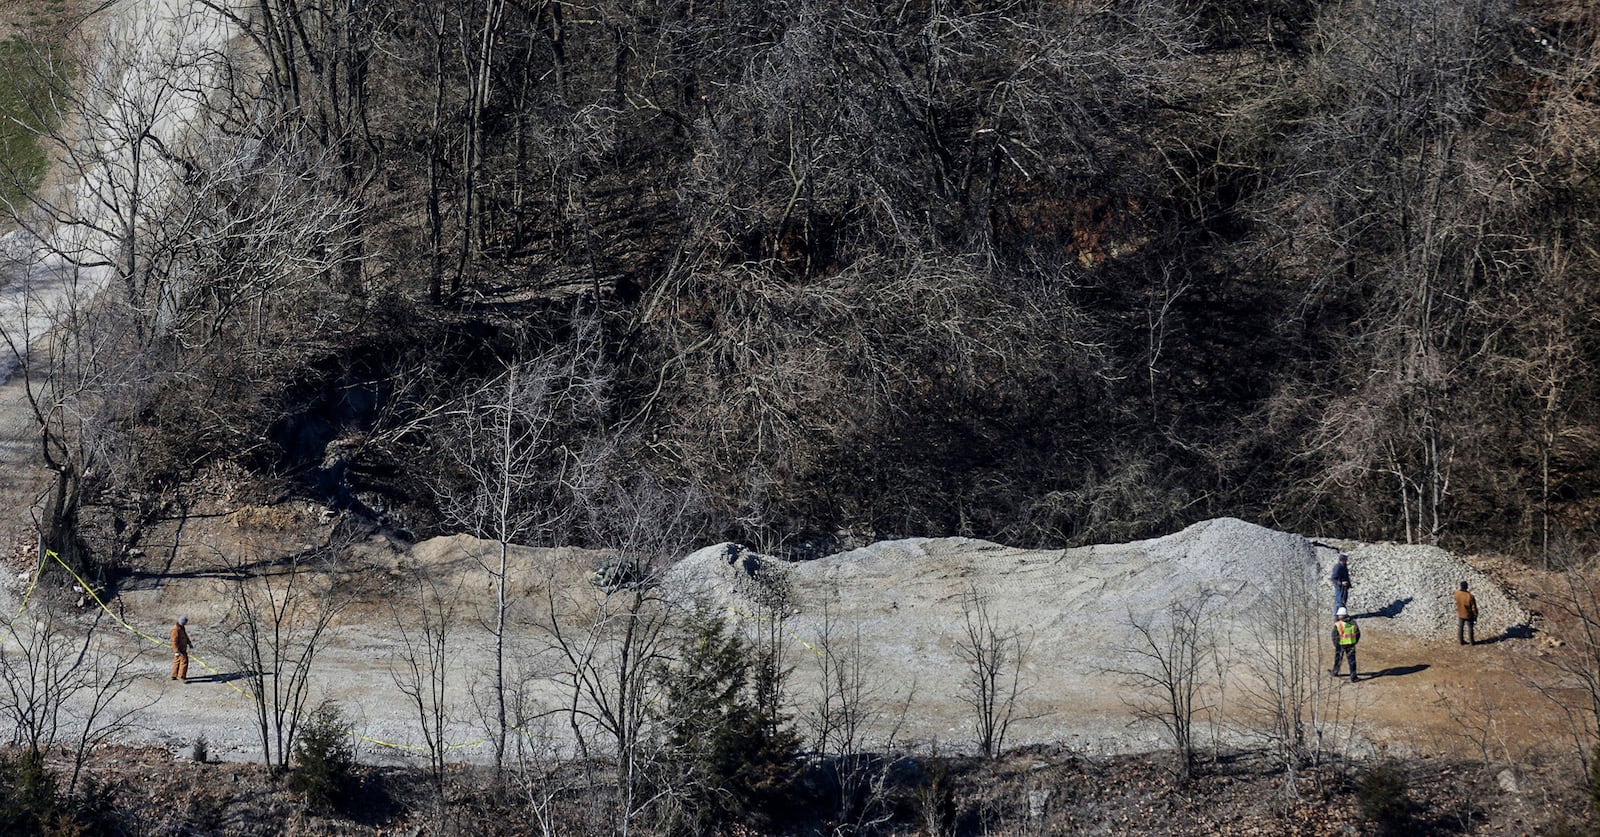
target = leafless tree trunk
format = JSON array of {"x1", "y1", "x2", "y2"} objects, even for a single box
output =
[
  {"x1": 506, "y1": 693, "x2": 565, "y2": 836},
  {"x1": 1239, "y1": 544, "x2": 1346, "y2": 795},
  {"x1": 421, "y1": 0, "x2": 450, "y2": 302},
  {"x1": 453, "y1": 0, "x2": 506, "y2": 292},
  {"x1": 1532, "y1": 563, "x2": 1600, "y2": 775},
  {"x1": 540, "y1": 473, "x2": 703, "y2": 833},
  {"x1": 542, "y1": 580, "x2": 671, "y2": 833},
  {"x1": 955, "y1": 586, "x2": 1031, "y2": 758},
  {"x1": 431, "y1": 315, "x2": 611, "y2": 775},
  {"x1": 1115, "y1": 590, "x2": 1220, "y2": 778},
  {"x1": 388, "y1": 573, "x2": 457, "y2": 804},
  {"x1": 809, "y1": 602, "x2": 869, "y2": 761},
  {"x1": 1482, "y1": 240, "x2": 1597, "y2": 567},
  {"x1": 1288, "y1": 0, "x2": 1506, "y2": 544},
  {"x1": 807, "y1": 601, "x2": 906, "y2": 834},
  {"x1": 0, "y1": 17, "x2": 197, "y2": 577},
  {"x1": 0, "y1": 2, "x2": 360, "y2": 588},
  {"x1": 0, "y1": 604, "x2": 153, "y2": 795},
  {"x1": 218, "y1": 545, "x2": 355, "y2": 771}
]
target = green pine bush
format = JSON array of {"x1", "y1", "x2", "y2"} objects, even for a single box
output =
[
  {"x1": 289, "y1": 702, "x2": 357, "y2": 815},
  {"x1": 656, "y1": 608, "x2": 801, "y2": 834}
]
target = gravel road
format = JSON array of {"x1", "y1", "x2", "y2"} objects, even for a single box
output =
[{"x1": 0, "y1": 505, "x2": 1553, "y2": 774}]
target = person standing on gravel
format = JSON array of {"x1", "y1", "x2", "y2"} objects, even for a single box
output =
[
  {"x1": 171, "y1": 616, "x2": 193, "y2": 682},
  {"x1": 1331, "y1": 606, "x2": 1360, "y2": 682},
  {"x1": 1330, "y1": 553, "x2": 1353, "y2": 614},
  {"x1": 1454, "y1": 581, "x2": 1479, "y2": 646}
]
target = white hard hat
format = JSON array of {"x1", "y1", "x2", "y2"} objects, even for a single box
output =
[
  {"x1": 1336, "y1": 607, "x2": 1348, "y2": 617},
  {"x1": 178, "y1": 616, "x2": 188, "y2": 625}
]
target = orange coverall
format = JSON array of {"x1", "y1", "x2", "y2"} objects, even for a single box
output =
[{"x1": 171, "y1": 622, "x2": 192, "y2": 680}]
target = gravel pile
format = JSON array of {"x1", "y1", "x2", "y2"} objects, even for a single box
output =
[
  {"x1": 659, "y1": 517, "x2": 1533, "y2": 753},
  {"x1": 666, "y1": 517, "x2": 1530, "y2": 643},
  {"x1": 661, "y1": 543, "x2": 800, "y2": 614},
  {"x1": 1311, "y1": 536, "x2": 1528, "y2": 639}
]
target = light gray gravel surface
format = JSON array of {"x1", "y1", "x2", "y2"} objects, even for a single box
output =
[
  {"x1": 0, "y1": 518, "x2": 1537, "y2": 766},
  {"x1": 662, "y1": 517, "x2": 1532, "y2": 755}
]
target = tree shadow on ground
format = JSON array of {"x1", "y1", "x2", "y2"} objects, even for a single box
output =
[
  {"x1": 1362, "y1": 664, "x2": 1429, "y2": 681},
  {"x1": 183, "y1": 670, "x2": 255, "y2": 684},
  {"x1": 1354, "y1": 597, "x2": 1412, "y2": 619}
]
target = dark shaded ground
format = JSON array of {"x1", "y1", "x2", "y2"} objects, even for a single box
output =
[{"x1": 28, "y1": 741, "x2": 1591, "y2": 836}]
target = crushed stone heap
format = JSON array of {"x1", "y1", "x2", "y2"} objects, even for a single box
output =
[
  {"x1": 664, "y1": 517, "x2": 1532, "y2": 757},
  {"x1": 666, "y1": 517, "x2": 1529, "y2": 644}
]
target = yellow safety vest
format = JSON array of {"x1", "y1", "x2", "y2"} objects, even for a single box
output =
[{"x1": 1336, "y1": 620, "x2": 1358, "y2": 645}]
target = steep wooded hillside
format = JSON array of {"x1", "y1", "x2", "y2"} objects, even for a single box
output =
[{"x1": 6, "y1": 0, "x2": 1600, "y2": 567}]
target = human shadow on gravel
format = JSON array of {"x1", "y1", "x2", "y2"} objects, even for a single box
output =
[
  {"x1": 1354, "y1": 597, "x2": 1412, "y2": 620},
  {"x1": 1363, "y1": 664, "x2": 1429, "y2": 680},
  {"x1": 1476, "y1": 624, "x2": 1535, "y2": 645}
]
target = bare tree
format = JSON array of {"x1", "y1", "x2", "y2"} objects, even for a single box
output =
[
  {"x1": 540, "y1": 472, "x2": 704, "y2": 833},
  {"x1": 1483, "y1": 243, "x2": 1599, "y2": 566},
  {"x1": 217, "y1": 544, "x2": 356, "y2": 771},
  {"x1": 1115, "y1": 590, "x2": 1220, "y2": 778},
  {"x1": 505, "y1": 699, "x2": 566, "y2": 837},
  {"x1": 0, "y1": 603, "x2": 153, "y2": 795},
  {"x1": 955, "y1": 586, "x2": 1032, "y2": 759},
  {"x1": 806, "y1": 601, "x2": 907, "y2": 835},
  {"x1": 0, "y1": 3, "x2": 360, "y2": 590},
  {"x1": 808, "y1": 602, "x2": 870, "y2": 763},
  {"x1": 388, "y1": 572, "x2": 458, "y2": 805},
  {"x1": 0, "y1": 16, "x2": 186, "y2": 573},
  {"x1": 1238, "y1": 543, "x2": 1357, "y2": 795},
  {"x1": 1281, "y1": 0, "x2": 1509, "y2": 544},
  {"x1": 1531, "y1": 563, "x2": 1600, "y2": 775},
  {"x1": 1436, "y1": 684, "x2": 1517, "y2": 773},
  {"x1": 430, "y1": 315, "x2": 610, "y2": 774},
  {"x1": 203, "y1": 0, "x2": 378, "y2": 291},
  {"x1": 452, "y1": 0, "x2": 508, "y2": 289},
  {"x1": 543, "y1": 579, "x2": 671, "y2": 832}
]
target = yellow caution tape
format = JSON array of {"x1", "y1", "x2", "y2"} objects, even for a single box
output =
[{"x1": 723, "y1": 603, "x2": 824, "y2": 658}]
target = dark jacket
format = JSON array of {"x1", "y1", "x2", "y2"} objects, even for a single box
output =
[{"x1": 1330, "y1": 560, "x2": 1351, "y2": 588}]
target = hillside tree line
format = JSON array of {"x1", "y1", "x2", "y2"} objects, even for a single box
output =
[{"x1": 4, "y1": 0, "x2": 1600, "y2": 563}]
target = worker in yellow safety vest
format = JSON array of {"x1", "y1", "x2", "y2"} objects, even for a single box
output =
[{"x1": 1330, "y1": 606, "x2": 1360, "y2": 683}]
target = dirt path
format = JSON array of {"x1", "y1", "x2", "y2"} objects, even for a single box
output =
[{"x1": 3, "y1": 519, "x2": 1566, "y2": 773}]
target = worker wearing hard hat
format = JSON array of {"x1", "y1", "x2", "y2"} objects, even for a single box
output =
[{"x1": 1331, "y1": 607, "x2": 1360, "y2": 683}]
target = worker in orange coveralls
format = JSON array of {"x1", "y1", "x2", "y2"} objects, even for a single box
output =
[{"x1": 171, "y1": 616, "x2": 193, "y2": 682}]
